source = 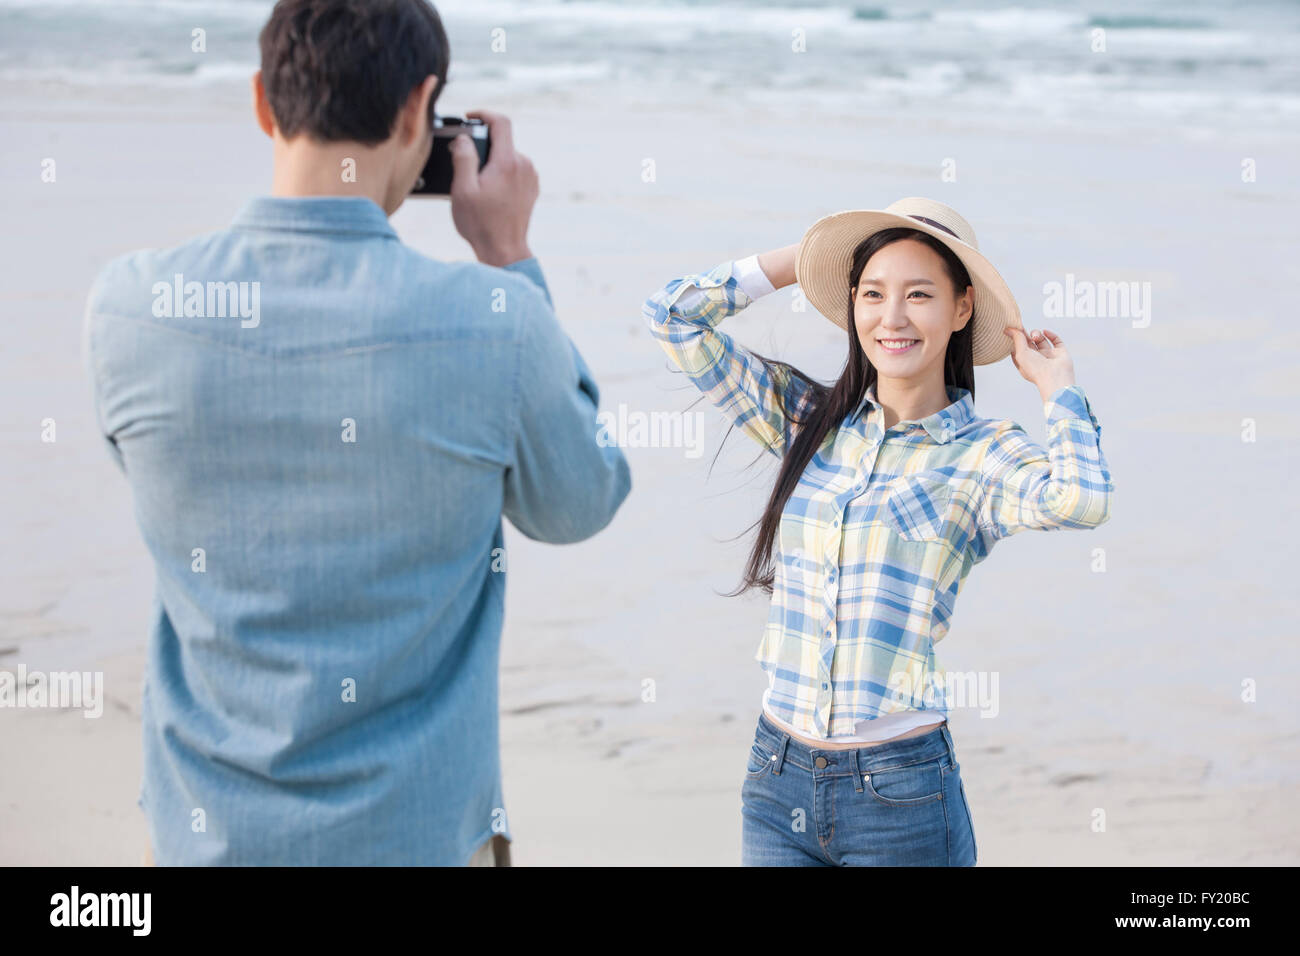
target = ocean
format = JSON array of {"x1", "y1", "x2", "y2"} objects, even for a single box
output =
[{"x1": 2, "y1": 0, "x2": 1298, "y2": 133}]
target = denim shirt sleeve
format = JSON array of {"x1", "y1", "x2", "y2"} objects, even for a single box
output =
[
  {"x1": 502, "y1": 256, "x2": 553, "y2": 311},
  {"x1": 975, "y1": 383, "x2": 1114, "y2": 546},
  {"x1": 642, "y1": 260, "x2": 815, "y2": 459},
  {"x1": 82, "y1": 259, "x2": 127, "y2": 474},
  {"x1": 501, "y1": 259, "x2": 632, "y2": 543}
]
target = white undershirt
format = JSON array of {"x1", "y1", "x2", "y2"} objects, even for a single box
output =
[
  {"x1": 728, "y1": 254, "x2": 948, "y2": 744},
  {"x1": 762, "y1": 682, "x2": 947, "y2": 743}
]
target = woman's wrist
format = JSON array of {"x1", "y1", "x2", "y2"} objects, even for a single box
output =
[
  {"x1": 757, "y1": 243, "x2": 799, "y2": 290},
  {"x1": 1037, "y1": 376, "x2": 1077, "y2": 403}
]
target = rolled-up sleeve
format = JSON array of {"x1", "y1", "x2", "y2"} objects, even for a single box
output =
[
  {"x1": 501, "y1": 259, "x2": 631, "y2": 544},
  {"x1": 974, "y1": 384, "x2": 1114, "y2": 547},
  {"x1": 642, "y1": 259, "x2": 815, "y2": 459}
]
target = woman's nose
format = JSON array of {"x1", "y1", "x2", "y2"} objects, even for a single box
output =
[{"x1": 882, "y1": 303, "x2": 910, "y2": 326}]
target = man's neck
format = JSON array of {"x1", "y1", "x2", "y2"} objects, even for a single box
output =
[{"x1": 270, "y1": 136, "x2": 398, "y2": 214}]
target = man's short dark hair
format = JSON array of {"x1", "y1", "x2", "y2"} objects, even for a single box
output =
[{"x1": 259, "y1": 0, "x2": 450, "y2": 144}]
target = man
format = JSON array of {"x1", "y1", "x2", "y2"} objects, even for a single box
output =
[{"x1": 83, "y1": 0, "x2": 631, "y2": 865}]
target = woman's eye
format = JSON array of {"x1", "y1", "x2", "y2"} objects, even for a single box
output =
[{"x1": 859, "y1": 290, "x2": 929, "y2": 300}]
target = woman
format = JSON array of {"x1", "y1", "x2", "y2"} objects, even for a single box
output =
[{"x1": 642, "y1": 198, "x2": 1114, "y2": 866}]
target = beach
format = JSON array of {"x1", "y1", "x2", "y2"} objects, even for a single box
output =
[{"x1": 2, "y1": 0, "x2": 1299, "y2": 865}]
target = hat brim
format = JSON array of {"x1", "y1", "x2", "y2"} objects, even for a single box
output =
[{"x1": 795, "y1": 210, "x2": 1021, "y2": 366}]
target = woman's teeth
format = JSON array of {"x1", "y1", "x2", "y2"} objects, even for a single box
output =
[{"x1": 879, "y1": 339, "x2": 919, "y2": 353}]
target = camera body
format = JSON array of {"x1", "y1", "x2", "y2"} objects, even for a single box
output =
[{"x1": 412, "y1": 116, "x2": 490, "y2": 196}]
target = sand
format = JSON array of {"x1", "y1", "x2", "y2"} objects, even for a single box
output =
[{"x1": 2, "y1": 76, "x2": 1297, "y2": 865}]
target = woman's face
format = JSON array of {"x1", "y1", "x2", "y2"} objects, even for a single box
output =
[{"x1": 851, "y1": 238, "x2": 973, "y2": 383}]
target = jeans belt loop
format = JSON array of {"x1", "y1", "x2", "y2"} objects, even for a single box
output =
[
  {"x1": 851, "y1": 748, "x2": 864, "y2": 793},
  {"x1": 774, "y1": 733, "x2": 790, "y2": 776},
  {"x1": 941, "y1": 724, "x2": 957, "y2": 768}
]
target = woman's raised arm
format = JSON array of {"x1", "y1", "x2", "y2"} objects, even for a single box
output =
[
  {"x1": 973, "y1": 328, "x2": 1113, "y2": 549},
  {"x1": 642, "y1": 245, "x2": 814, "y2": 458}
]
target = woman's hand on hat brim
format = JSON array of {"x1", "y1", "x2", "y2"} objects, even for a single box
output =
[{"x1": 1004, "y1": 326, "x2": 1076, "y2": 401}]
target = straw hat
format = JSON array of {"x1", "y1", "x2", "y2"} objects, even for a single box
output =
[{"x1": 795, "y1": 198, "x2": 1021, "y2": 365}]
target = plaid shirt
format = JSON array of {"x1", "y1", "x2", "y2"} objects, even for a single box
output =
[{"x1": 644, "y1": 259, "x2": 1114, "y2": 737}]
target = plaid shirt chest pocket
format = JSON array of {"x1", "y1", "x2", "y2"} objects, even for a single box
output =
[{"x1": 883, "y1": 473, "x2": 954, "y2": 542}]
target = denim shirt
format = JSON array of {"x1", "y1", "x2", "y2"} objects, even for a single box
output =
[{"x1": 82, "y1": 196, "x2": 632, "y2": 864}]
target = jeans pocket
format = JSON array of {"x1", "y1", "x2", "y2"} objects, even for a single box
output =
[
  {"x1": 744, "y1": 741, "x2": 776, "y2": 779},
  {"x1": 863, "y1": 758, "x2": 944, "y2": 806}
]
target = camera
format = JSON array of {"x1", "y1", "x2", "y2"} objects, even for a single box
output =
[{"x1": 411, "y1": 116, "x2": 490, "y2": 196}]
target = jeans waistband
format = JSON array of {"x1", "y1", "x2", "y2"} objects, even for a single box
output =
[{"x1": 754, "y1": 710, "x2": 956, "y2": 776}]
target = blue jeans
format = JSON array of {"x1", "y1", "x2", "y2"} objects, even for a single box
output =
[{"x1": 741, "y1": 711, "x2": 978, "y2": 866}]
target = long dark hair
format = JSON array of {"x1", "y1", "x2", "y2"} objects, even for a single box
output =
[{"x1": 723, "y1": 227, "x2": 976, "y2": 597}]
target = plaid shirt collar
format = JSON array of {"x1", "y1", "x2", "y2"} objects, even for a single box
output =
[{"x1": 851, "y1": 382, "x2": 974, "y2": 444}]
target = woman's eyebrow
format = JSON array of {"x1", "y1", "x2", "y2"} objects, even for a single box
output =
[{"x1": 859, "y1": 278, "x2": 938, "y2": 286}]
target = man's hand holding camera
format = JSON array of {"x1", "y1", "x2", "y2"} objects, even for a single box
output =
[{"x1": 449, "y1": 109, "x2": 537, "y2": 268}]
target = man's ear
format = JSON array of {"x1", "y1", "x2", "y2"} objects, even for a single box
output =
[
  {"x1": 398, "y1": 75, "x2": 440, "y2": 146},
  {"x1": 251, "y1": 69, "x2": 276, "y2": 138}
]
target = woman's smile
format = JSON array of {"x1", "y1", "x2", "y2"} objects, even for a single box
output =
[{"x1": 877, "y1": 337, "x2": 920, "y2": 354}]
